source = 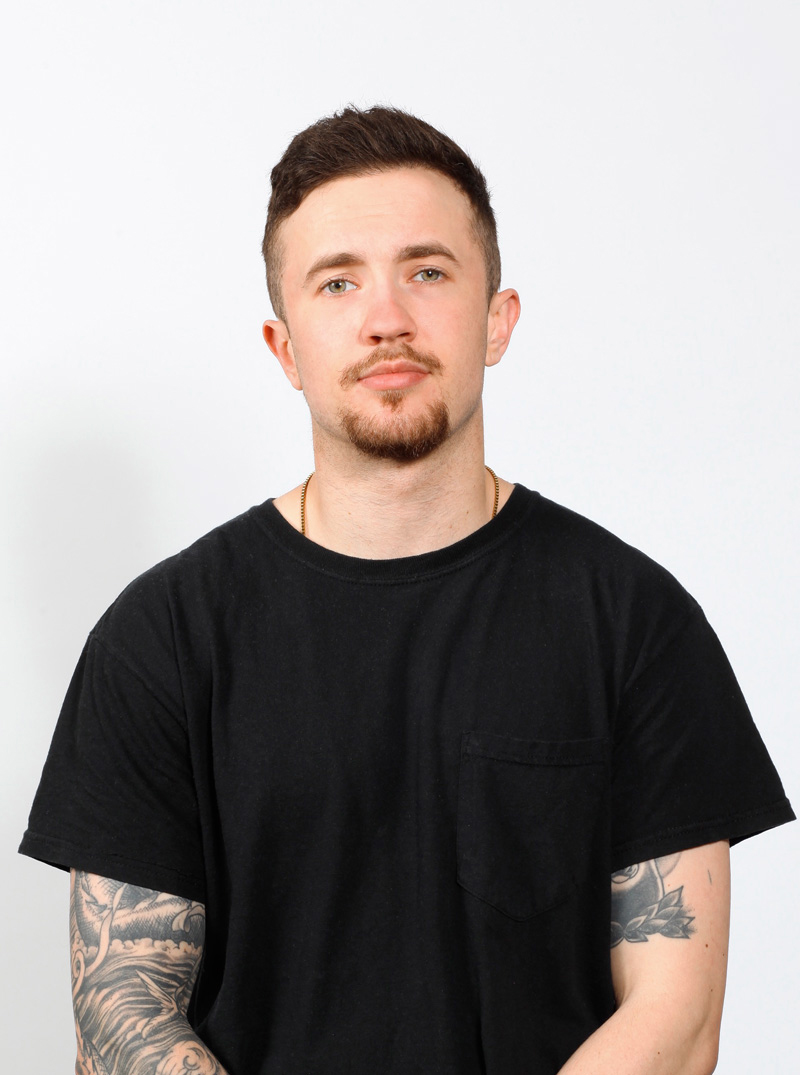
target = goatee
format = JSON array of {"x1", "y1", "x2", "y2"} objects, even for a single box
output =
[
  {"x1": 338, "y1": 342, "x2": 450, "y2": 461},
  {"x1": 340, "y1": 399, "x2": 450, "y2": 461}
]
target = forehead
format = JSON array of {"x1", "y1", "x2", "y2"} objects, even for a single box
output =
[{"x1": 279, "y1": 167, "x2": 478, "y2": 268}]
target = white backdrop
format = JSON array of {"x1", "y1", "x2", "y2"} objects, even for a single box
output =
[{"x1": 2, "y1": 1, "x2": 797, "y2": 1069}]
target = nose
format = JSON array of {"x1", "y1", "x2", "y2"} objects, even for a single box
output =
[{"x1": 359, "y1": 282, "x2": 417, "y2": 346}]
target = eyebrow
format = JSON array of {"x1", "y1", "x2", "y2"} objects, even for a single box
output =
[{"x1": 303, "y1": 243, "x2": 460, "y2": 287}]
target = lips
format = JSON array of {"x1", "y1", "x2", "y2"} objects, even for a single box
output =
[
  {"x1": 357, "y1": 360, "x2": 430, "y2": 391},
  {"x1": 339, "y1": 344, "x2": 443, "y2": 389}
]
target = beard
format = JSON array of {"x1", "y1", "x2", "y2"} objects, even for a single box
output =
[
  {"x1": 336, "y1": 342, "x2": 451, "y2": 462},
  {"x1": 339, "y1": 398, "x2": 451, "y2": 461}
]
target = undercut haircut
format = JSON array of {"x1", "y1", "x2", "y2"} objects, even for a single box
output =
[{"x1": 262, "y1": 105, "x2": 501, "y2": 321}]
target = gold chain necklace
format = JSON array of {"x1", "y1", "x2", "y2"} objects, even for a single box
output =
[{"x1": 300, "y1": 466, "x2": 500, "y2": 537}]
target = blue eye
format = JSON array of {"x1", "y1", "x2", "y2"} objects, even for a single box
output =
[
  {"x1": 414, "y1": 268, "x2": 443, "y2": 282},
  {"x1": 323, "y1": 279, "x2": 356, "y2": 295}
]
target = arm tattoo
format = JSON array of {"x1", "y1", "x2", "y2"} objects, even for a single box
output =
[
  {"x1": 71, "y1": 871, "x2": 224, "y2": 1075},
  {"x1": 610, "y1": 854, "x2": 695, "y2": 948}
]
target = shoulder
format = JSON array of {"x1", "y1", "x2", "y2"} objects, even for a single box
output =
[
  {"x1": 92, "y1": 499, "x2": 276, "y2": 655},
  {"x1": 512, "y1": 489, "x2": 707, "y2": 680},
  {"x1": 519, "y1": 488, "x2": 699, "y2": 611}
]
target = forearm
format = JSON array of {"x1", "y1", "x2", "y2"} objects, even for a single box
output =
[
  {"x1": 556, "y1": 996, "x2": 718, "y2": 1075},
  {"x1": 71, "y1": 870, "x2": 228, "y2": 1075},
  {"x1": 76, "y1": 1015, "x2": 229, "y2": 1075}
]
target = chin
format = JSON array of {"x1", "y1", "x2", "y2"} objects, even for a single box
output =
[{"x1": 339, "y1": 399, "x2": 450, "y2": 462}]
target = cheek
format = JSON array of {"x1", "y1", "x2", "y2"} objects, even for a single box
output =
[
  {"x1": 452, "y1": 320, "x2": 491, "y2": 376},
  {"x1": 418, "y1": 300, "x2": 486, "y2": 357},
  {"x1": 295, "y1": 310, "x2": 354, "y2": 366},
  {"x1": 289, "y1": 351, "x2": 349, "y2": 416}
]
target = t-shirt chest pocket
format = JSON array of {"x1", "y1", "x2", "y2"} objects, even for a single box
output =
[{"x1": 457, "y1": 731, "x2": 609, "y2": 920}]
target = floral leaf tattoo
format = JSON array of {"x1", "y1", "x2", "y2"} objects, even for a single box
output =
[{"x1": 610, "y1": 856, "x2": 695, "y2": 948}]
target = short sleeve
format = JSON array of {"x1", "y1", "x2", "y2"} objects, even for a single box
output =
[
  {"x1": 609, "y1": 609, "x2": 794, "y2": 871},
  {"x1": 19, "y1": 630, "x2": 206, "y2": 901}
]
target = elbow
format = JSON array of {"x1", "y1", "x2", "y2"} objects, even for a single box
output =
[
  {"x1": 695, "y1": 1045, "x2": 719, "y2": 1075},
  {"x1": 696, "y1": 1049, "x2": 722, "y2": 1075},
  {"x1": 689, "y1": 1018, "x2": 721, "y2": 1075},
  {"x1": 654, "y1": 998, "x2": 722, "y2": 1075},
  {"x1": 700, "y1": 1038, "x2": 720, "y2": 1075}
]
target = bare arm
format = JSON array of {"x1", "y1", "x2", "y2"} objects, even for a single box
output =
[
  {"x1": 558, "y1": 840, "x2": 730, "y2": 1075},
  {"x1": 71, "y1": 869, "x2": 229, "y2": 1075}
]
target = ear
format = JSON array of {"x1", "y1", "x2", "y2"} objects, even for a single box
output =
[
  {"x1": 262, "y1": 319, "x2": 302, "y2": 391},
  {"x1": 485, "y1": 288, "x2": 521, "y2": 368}
]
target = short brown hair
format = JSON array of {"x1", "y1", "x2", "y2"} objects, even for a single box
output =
[{"x1": 262, "y1": 105, "x2": 501, "y2": 321}]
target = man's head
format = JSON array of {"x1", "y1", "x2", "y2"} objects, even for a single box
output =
[
  {"x1": 261, "y1": 108, "x2": 519, "y2": 465},
  {"x1": 262, "y1": 106, "x2": 501, "y2": 322}
]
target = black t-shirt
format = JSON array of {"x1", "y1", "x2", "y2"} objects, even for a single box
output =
[{"x1": 20, "y1": 486, "x2": 794, "y2": 1074}]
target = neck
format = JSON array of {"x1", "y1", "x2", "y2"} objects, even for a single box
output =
[{"x1": 275, "y1": 414, "x2": 512, "y2": 559}]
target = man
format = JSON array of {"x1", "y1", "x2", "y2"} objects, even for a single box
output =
[{"x1": 21, "y1": 106, "x2": 793, "y2": 1075}]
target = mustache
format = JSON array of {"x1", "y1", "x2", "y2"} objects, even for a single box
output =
[{"x1": 338, "y1": 343, "x2": 443, "y2": 388}]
